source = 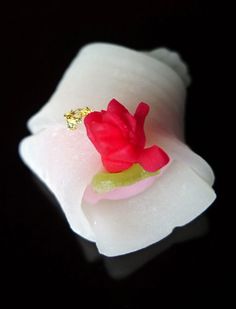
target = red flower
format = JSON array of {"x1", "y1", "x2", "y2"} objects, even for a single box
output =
[{"x1": 84, "y1": 99, "x2": 169, "y2": 173}]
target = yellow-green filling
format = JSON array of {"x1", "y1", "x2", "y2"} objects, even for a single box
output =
[{"x1": 92, "y1": 164, "x2": 160, "y2": 193}]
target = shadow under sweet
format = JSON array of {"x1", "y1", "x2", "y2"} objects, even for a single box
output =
[{"x1": 77, "y1": 214, "x2": 208, "y2": 279}]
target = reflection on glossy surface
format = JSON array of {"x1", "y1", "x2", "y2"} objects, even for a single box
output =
[
  {"x1": 77, "y1": 215, "x2": 208, "y2": 279},
  {"x1": 32, "y1": 173, "x2": 208, "y2": 279}
]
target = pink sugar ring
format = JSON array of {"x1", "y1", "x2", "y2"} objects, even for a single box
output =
[{"x1": 83, "y1": 175, "x2": 158, "y2": 205}]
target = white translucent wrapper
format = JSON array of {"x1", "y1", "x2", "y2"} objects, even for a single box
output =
[{"x1": 19, "y1": 43, "x2": 216, "y2": 256}]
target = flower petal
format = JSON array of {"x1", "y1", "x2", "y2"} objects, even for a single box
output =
[
  {"x1": 102, "y1": 144, "x2": 140, "y2": 172},
  {"x1": 27, "y1": 43, "x2": 187, "y2": 139},
  {"x1": 101, "y1": 158, "x2": 132, "y2": 173},
  {"x1": 104, "y1": 100, "x2": 138, "y2": 139},
  {"x1": 134, "y1": 102, "x2": 149, "y2": 123},
  {"x1": 85, "y1": 119, "x2": 128, "y2": 156},
  {"x1": 147, "y1": 129, "x2": 215, "y2": 186},
  {"x1": 19, "y1": 126, "x2": 102, "y2": 241},
  {"x1": 138, "y1": 145, "x2": 170, "y2": 172},
  {"x1": 132, "y1": 102, "x2": 149, "y2": 148},
  {"x1": 82, "y1": 160, "x2": 216, "y2": 256},
  {"x1": 101, "y1": 110, "x2": 131, "y2": 138},
  {"x1": 107, "y1": 98, "x2": 130, "y2": 115}
]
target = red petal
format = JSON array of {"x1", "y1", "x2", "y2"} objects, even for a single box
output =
[
  {"x1": 102, "y1": 158, "x2": 133, "y2": 173},
  {"x1": 132, "y1": 102, "x2": 150, "y2": 148},
  {"x1": 107, "y1": 98, "x2": 129, "y2": 116},
  {"x1": 106, "y1": 144, "x2": 140, "y2": 162},
  {"x1": 85, "y1": 121, "x2": 127, "y2": 156},
  {"x1": 134, "y1": 102, "x2": 149, "y2": 123},
  {"x1": 138, "y1": 145, "x2": 170, "y2": 172},
  {"x1": 124, "y1": 112, "x2": 136, "y2": 133},
  {"x1": 107, "y1": 99, "x2": 138, "y2": 136},
  {"x1": 102, "y1": 110, "x2": 130, "y2": 138},
  {"x1": 84, "y1": 111, "x2": 102, "y2": 143},
  {"x1": 102, "y1": 144, "x2": 140, "y2": 172}
]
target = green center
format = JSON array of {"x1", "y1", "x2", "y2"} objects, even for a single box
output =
[{"x1": 92, "y1": 164, "x2": 159, "y2": 193}]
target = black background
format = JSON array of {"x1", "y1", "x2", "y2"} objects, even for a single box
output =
[{"x1": 1, "y1": 0, "x2": 231, "y2": 302}]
